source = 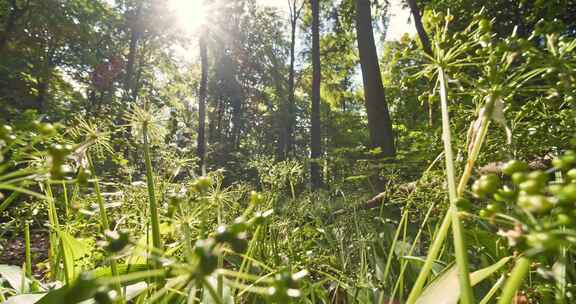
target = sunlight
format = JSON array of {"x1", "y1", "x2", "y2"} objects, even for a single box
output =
[{"x1": 168, "y1": 0, "x2": 206, "y2": 34}]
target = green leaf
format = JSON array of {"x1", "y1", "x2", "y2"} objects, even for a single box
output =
[
  {"x1": 416, "y1": 256, "x2": 512, "y2": 304},
  {"x1": 90, "y1": 263, "x2": 151, "y2": 286},
  {"x1": 3, "y1": 294, "x2": 46, "y2": 304},
  {"x1": 470, "y1": 256, "x2": 512, "y2": 285},
  {"x1": 90, "y1": 263, "x2": 150, "y2": 278},
  {"x1": 401, "y1": 256, "x2": 446, "y2": 275},
  {"x1": 57, "y1": 231, "x2": 91, "y2": 281},
  {"x1": 36, "y1": 274, "x2": 101, "y2": 304},
  {"x1": 203, "y1": 275, "x2": 235, "y2": 304},
  {"x1": 0, "y1": 265, "x2": 29, "y2": 293}
]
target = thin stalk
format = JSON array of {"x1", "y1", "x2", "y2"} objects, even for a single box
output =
[
  {"x1": 0, "y1": 191, "x2": 19, "y2": 213},
  {"x1": 87, "y1": 154, "x2": 123, "y2": 302},
  {"x1": 216, "y1": 189, "x2": 224, "y2": 299},
  {"x1": 24, "y1": 222, "x2": 32, "y2": 277},
  {"x1": 457, "y1": 101, "x2": 492, "y2": 196},
  {"x1": 44, "y1": 183, "x2": 72, "y2": 284},
  {"x1": 381, "y1": 210, "x2": 407, "y2": 291},
  {"x1": 142, "y1": 122, "x2": 162, "y2": 268},
  {"x1": 62, "y1": 181, "x2": 70, "y2": 219},
  {"x1": 389, "y1": 200, "x2": 437, "y2": 303},
  {"x1": 405, "y1": 207, "x2": 452, "y2": 304},
  {"x1": 203, "y1": 277, "x2": 225, "y2": 304},
  {"x1": 556, "y1": 240, "x2": 567, "y2": 304},
  {"x1": 406, "y1": 68, "x2": 477, "y2": 304},
  {"x1": 234, "y1": 226, "x2": 262, "y2": 296},
  {"x1": 479, "y1": 274, "x2": 506, "y2": 304},
  {"x1": 497, "y1": 257, "x2": 531, "y2": 304},
  {"x1": 289, "y1": 178, "x2": 296, "y2": 200},
  {"x1": 24, "y1": 222, "x2": 39, "y2": 292},
  {"x1": 438, "y1": 68, "x2": 474, "y2": 304}
]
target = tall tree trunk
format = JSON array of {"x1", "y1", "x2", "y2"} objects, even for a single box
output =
[
  {"x1": 355, "y1": 0, "x2": 395, "y2": 157},
  {"x1": 231, "y1": 89, "x2": 242, "y2": 149},
  {"x1": 407, "y1": 0, "x2": 434, "y2": 126},
  {"x1": 285, "y1": 0, "x2": 304, "y2": 159},
  {"x1": 406, "y1": 0, "x2": 432, "y2": 56},
  {"x1": 269, "y1": 48, "x2": 288, "y2": 160},
  {"x1": 119, "y1": 5, "x2": 142, "y2": 160},
  {"x1": 197, "y1": 35, "x2": 208, "y2": 173},
  {"x1": 124, "y1": 22, "x2": 140, "y2": 102},
  {"x1": 310, "y1": 0, "x2": 322, "y2": 189},
  {"x1": 35, "y1": 46, "x2": 55, "y2": 114},
  {"x1": 36, "y1": 81, "x2": 48, "y2": 113}
]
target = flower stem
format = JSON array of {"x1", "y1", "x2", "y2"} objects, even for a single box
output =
[
  {"x1": 143, "y1": 122, "x2": 162, "y2": 269},
  {"x1": 406, "y1": 207, "x2": 452, "y2": 304},
  {"x1": 438, "y1": 68, "x2": 475, "y2": 304},
  {"x1": 87, "y1": 154, "x2": 123, "y2": 302},
  {"x1": 497, "y1": 257, "x2": 530, "y2": 304}
]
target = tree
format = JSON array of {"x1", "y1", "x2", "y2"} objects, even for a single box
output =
[
  {"x1": 277, "y1": 0, "x2": 304, "y2": 160},
  {"x1": 310, "y1": 0, "x2": 322, "y2": 189},
  {"x1": 355, "y1": 0, "x2": 395, "y2": 157},
  {"x1": 417, "y1": 0, "x2": 576, "y2": 38},
  {"x1": 406, "y1": 0, "x2": 432, "y2": 56},
  {"x1": 0, "y1": 0, "x2": 29, "y2": 52},
  {"x1": 197, "y1": 34, "x2": 208, "y2": 173}
]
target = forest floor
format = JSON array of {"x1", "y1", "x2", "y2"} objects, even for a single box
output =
[{"x1": 0, "y1": 230, "x2": 49, "y2": 278}]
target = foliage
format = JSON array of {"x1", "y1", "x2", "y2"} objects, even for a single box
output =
[{"x1": 1, "y1": 0, "x2": 575, "y2": 303}]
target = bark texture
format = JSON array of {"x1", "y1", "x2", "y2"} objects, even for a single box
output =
[
  {"x1": 310, "y1": 0, "x2": 322, "y2": 189},
  {"x1": 355, "y1": 0, "x2": 395, "y2": 157},
  {"x1": 197, "y1": 35, "x2": 208, "y2": 173},
  {"x1": 406, "y1": 0, "x2": 432, "y2": 56}
]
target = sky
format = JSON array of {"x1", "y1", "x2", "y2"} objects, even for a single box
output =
[
  {"x1": 256, "y1": 0, "x2": 416, "y2": 41},
  {"x1": 113, "y1": 0, "x2": 416, "y2": 63},
  {"x1": 386, "y1": 0, "x2": 416, "y2": 40}
]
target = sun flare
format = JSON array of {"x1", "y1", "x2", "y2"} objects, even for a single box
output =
[{"x1": 168, "y1": 0, "x2": 206, "y2": 33}]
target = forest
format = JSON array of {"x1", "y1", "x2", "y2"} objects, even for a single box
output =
[{"x1": 0, "y1": 0, "x2": 575, "y2": 303}]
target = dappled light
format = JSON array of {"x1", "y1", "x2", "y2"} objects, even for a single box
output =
[
  {"x1": 168, "y1": 0, "x2": 207, "y2": 33},
  {"x1": 0, "y1": 0, "x2": 575, "y2": 303}
]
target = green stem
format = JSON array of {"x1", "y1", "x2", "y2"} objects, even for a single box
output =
[
  {"x1": 381, "y1": 210, "x2": 408, "y2": 291},
  {"x1": 389, "y1": 200, "x2": 437, "y2": 303},
  {"x1": 405, "y1": 207, "x2": 452, "y2": 304},
  {"x1": 203, "y1": 277, "x2": 225, "y2": 304},
  {"x1": 438, "y1": 68, "x2": 474, "y2": 304},
  {"x1": 62, "y1": 181, "x2": 69, "y2": 219},
  {"x1": 216, "y1": 188, "x2": 224, "y2": 299},
  {"x1": 289, "y1": 178, "x2": 296, "y2": 200},
  {"x1": 479, "y1": 275, "x2": 506, "y2": 304},
  {"x1": 143, "y1": 122, "x2": 162, "y2": 268},
  {"x1": 457, "y1": 102, "x2": 492, "y2": 197},
  {"x1": 407, "y1": 67, "x2": 478, "y2": 304},
  {"x1": 87, "y1": 154, "x2": 123, "y2": 302},
  {"x1": 23, "y1": 222, "x2": 39, "y2": 292},
  {"x1": 0, "y1": 191, "x2": 19, "y2": 213},
  {"x1": 234, "y1": 225, "x2": 261, "y2": 296},
  {"x1": 44, "y1": 183, "x2": 71, "y2": 284},
  {"x1": 24, "y1": 222, "x2": 32, "y2": 277},
  {"x1": 497, "y1": 257, "x2": 531, "y2": 304}
]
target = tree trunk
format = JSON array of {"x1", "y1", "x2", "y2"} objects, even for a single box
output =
[
  {"x1": 119, "y1": 5, "x2": 142, "y2": 159},
  {"x1": 231, "y1": 90, "x2": 242, "y2": 149},
  {"x1": 197, "y1": 35, "x2": 208, "y2": 173},
  {"x1": 355, "y1": 0, "x2": 395, "y2": 157},
  {"x1": 124, "y1": 23, "x2": 140, "y2": 102},
  {"x1": 310, "y1": 0, "x2": 322, "y2": 189},
  {"x1": 286, "y1": 0, "x2": 304, "y2": 158},
  {"x1": 269, "y1": 48, "x2": 288, "y2": 160},
  {"x1": 406, "y1": 0, "x2": 432, "y2": 56},
  {"x1": 36, "y1": 80, "x2": 48, "y2": 113},
  {"x1": 406, "y1": 0, "x2": 434, "y2": 126}
]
